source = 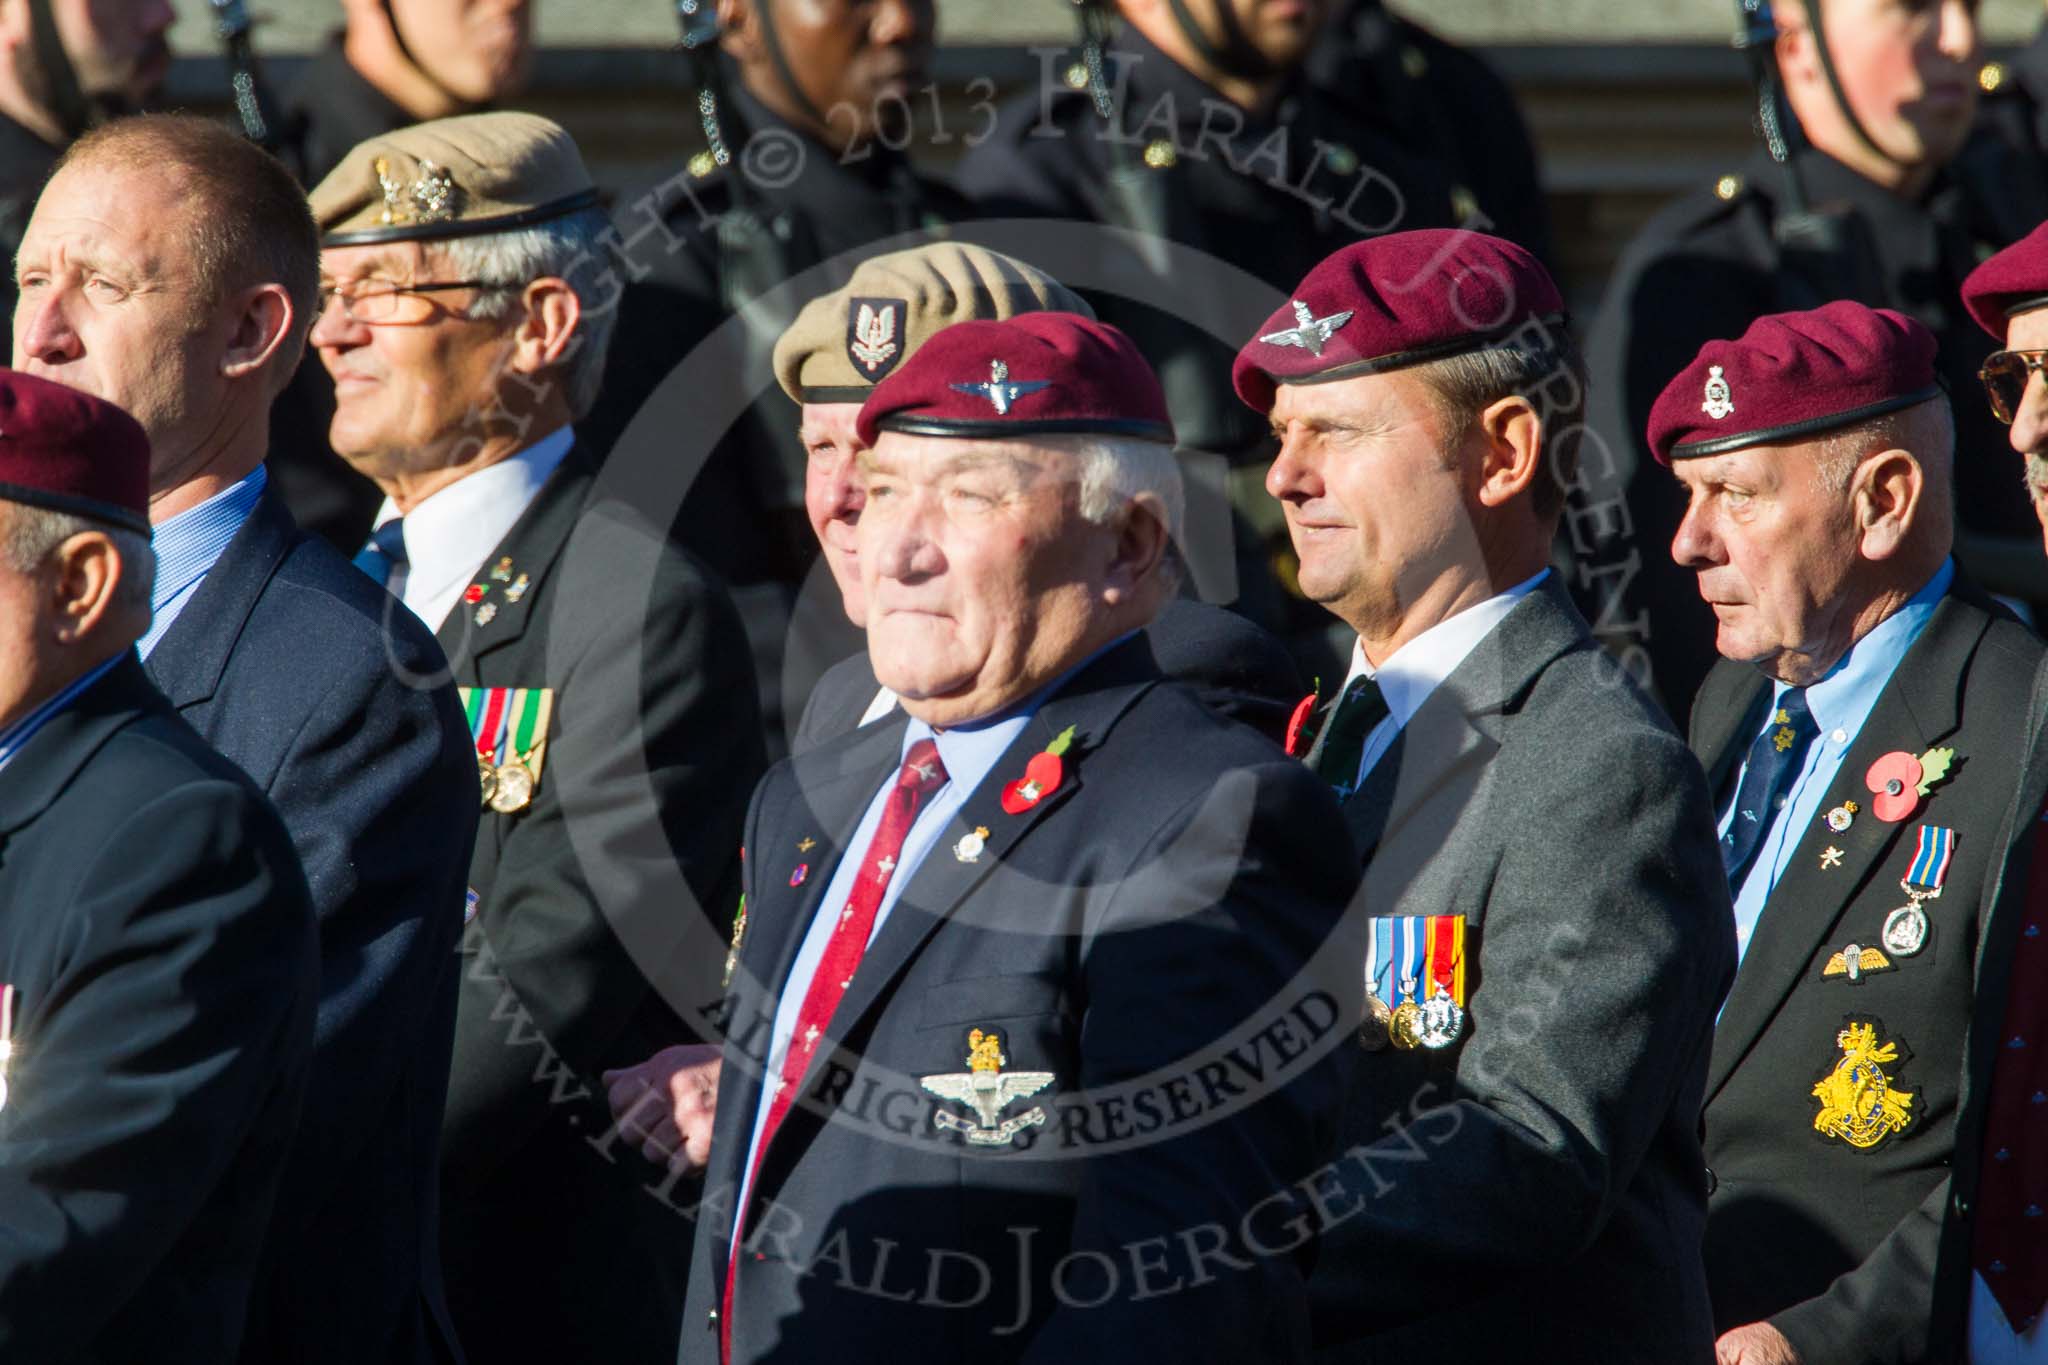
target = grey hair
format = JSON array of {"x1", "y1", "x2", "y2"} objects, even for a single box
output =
[
  {"x1": 1, "y1": 504, "x2": 156, "y2": 613},
  {"x1": 1037, "y1": 432, "x2": 1186, "y2": 594},
  {"x1": 431, "y1": 207, "x2": 618, "y2": 422},
  {"x1": 1811, "y1": 400, "x2": 1956, "y2": 496},
  {"x1": 2023, "y1": 452, "x2": 2048, "y2": 499}
]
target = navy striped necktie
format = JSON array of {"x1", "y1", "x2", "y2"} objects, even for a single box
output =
[{"x1": 1722, "y1": 688, "x2": 1817, "y2": 889}]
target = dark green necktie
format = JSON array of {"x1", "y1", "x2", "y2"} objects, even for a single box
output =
[{"x1": 1307, "y1": 676, "x2": 1392, "y2": 791}]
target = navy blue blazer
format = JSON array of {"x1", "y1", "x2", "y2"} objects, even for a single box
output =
[
  {"x1": 0, "y1": 656, "x2": 317, "y2": 1363},
  {"x1": 686, "y1": 636, "x2": 1362, "y2": 1363},
  {"x1": 144, "y1": 486, "x2": 478, "y2": 1365}
]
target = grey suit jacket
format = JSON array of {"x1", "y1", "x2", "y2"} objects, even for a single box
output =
[{"x1": 1306, "y1": 575, "x2": 1734, "y2": 1364}]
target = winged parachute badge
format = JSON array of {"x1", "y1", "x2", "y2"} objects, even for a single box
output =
[
  {"x1": 950, "y1": 359, "x2": 1049, "y2": 416},
  {"x1": 847, "y1": 297, "x2": 906, "y2": 378},
  {"x1": 921, "y1": 1028, "x2": 1054, "y2": 1146},
  {"x1": 1812, "y1": 1020, "x2": 1916, "y2": 1149},
  {"x1": 1259, "y1": 300, "x2": 1354, "y2": 357}
]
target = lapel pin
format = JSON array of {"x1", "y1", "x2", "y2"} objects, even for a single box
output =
[
  {"x1": 490, "y1": 557, "x2": 514, "y2": 582},
  {"x1": 463, "y1": 583, "x2": 488, "y2": 605},
  {"x1": 953, "y1": 826, "x2": 990, "y2": 864},
  {"x1": 475, "y1": 603, "x2": 498, "y2": 627},
  {"x1": 1001, "y1": 725, "x2": 1077, "y2": 814},
  {"x1": 504, "y1": 574, "x2": 530, "y2": 604},
  {"x1": 1825, "y1": 800, "x2": 1858, "y2": 834},
  {"x1": 789, "y1": 863, "x2": 809, "y2": 888},
  {"x1": 1865, "y1": 747, "x2": 1957, "y2": 823},
  {"x1": 798, "y1": 836, "x2": 816, "y2": 853},
  {"x1": 1820, "y1": 845, "x2": 1844, "y2": 870}
]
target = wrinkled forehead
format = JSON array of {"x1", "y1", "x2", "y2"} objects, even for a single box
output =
[
  {"x1": 1267, "y1": 365, "x2": 1438, "y2": 430},
  {"x1": 2006, "y1": 307, "x2": 2048, "y2": 352},
  {"x1": 861, "y1": 431, "x2": 1073, "y2": 485},
  {"x1": 798, "y1": 401, "x2": 865, "y2": 448},
  {"x1": 318, "y1": 239, "x2": 441, "y2": 285},
  {"x1": 21, "y1": 157, "x2": 189, "y2": 263},
  {"x1": 1669, "y1": 443, "x2": 1805, "y2": 489}
]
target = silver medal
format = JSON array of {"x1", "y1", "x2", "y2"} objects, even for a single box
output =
[
  {"x1": 1417, "y1": 989, "x2": 1466, "y2": 1049},
  {"x1": 1881, "y1": 903, "x2": 1929, "y2": 958}
]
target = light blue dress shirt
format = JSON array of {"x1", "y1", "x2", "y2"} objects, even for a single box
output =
[
  {"x1": 0, "y1": 653, "x2": 122, "y2": 777},
  {"x1": 733, "y1": 635, "x2": 1132, "y2": 1235},
  {"x1": 1718, "y1": 558, "x2": 1954, "y2": 963},
  {"x1": 138, "y1": 465, "x2": 268, "y2": 658}
]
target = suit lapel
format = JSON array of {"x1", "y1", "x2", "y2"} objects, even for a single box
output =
[
  {"x1": 143, "y1": 490, "x2": 297, "y2": 709},
  {"x1": 1344, "y1": 575, "x2": 1585, "y2": 861},
  {"x1": 1705, "y1": 592, "x2": 1988, "y2": 1101},
  {"x1": 1691, "y1": 668, "x2": 1773, "y2": 807},
  {"x1": 753, "y1": 641, "x2": 1160, "y2": 1187},
  {"x1": 433, "y1": 448, "x2": 593, "y2": 679},
  {"x1": 0, "y1": 656, "x2": 158, "y2": 846}
]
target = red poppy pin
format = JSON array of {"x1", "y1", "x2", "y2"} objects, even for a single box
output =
[
  {"x1": 1002, "y1": 725, "x2": 1078, "y2": 814},
  {"x1": 1864, "y1": 746, "x2": 1957, "y2": 823},
  {"x1": 1283, "y1": 689, "x2": 1318, "y2": 758},
  {"x1": 463, "y1": 584, "x2": 488, "y2": 605}
]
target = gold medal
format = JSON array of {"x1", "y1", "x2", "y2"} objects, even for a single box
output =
[
  {"x1": 1358, "y1": 994, "x2": 1392, "y2": 1051},
  {"x1": 489, "y1": 758, "x2": 535, "y2": 814},
  {"x1": 1388, "y1": 998, "x2": 1425, "y2": 1051}
]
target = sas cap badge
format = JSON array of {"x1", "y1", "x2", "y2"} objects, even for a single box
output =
[
  {"x1": 920, "y1": 1027, "x2": 1054, "y2": 1146},
  {"x1": 1702, "y1": 364, "x2": 1734, "y2": 420},
  {"x1": 1812, "y1": 1019, "x2": 1916, "y2": 1149},
  {"x1": 847, "y1": 297, "x2": 908, "y2": 380}
]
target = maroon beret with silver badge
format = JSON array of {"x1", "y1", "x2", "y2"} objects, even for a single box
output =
[
  {"x1": 0, "y1": 368, "x2": 150, "y2": 535},
  {"x1": 1962, "y1": 219, "x2": 2048, "y2": 339},
  {"x1": 854, "y1": 312, "x2": 1173, "y2": 448},
  {"x1": 1230, "y1": 229, "x2": 1568, "y2": 413},
  {"x1": 1645, "y1": 301, "x2": 1941, "y2": 466}
]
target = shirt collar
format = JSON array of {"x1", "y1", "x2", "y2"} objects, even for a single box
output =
[
  {"x1": 0, "y1": 652, "x2": 122, "y2": 776},
  {"x1": 150, "y1": 464, "x2": 268, "y2": 614},
  {"x1": 1343, "y1": 570, "x2": 1549, "y2": 725},
  {"x1": 374, "y1": 427, "x2": 574, "y2": 603},
  {"x1": 1774, "y1": 557, "x2": 1954, "y2": 738}
]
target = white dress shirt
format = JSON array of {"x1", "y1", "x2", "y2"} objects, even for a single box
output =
[
  {"x1": 370, "y1": 426, "x2": 574, "y2": 632},
  {"x1": 1328, "y1": 569, "x2": 1549, "y2": 792}
]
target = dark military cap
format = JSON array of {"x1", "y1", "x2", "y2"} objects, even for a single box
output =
[
  {"x1": 1647, "y1": 301, "x2": 1940, "y2": 465},
  {"x1": 0, "y1": 368, "x2": 150, "y2": 535},
  {"x1": 855, "y1": 314, "x2": 1172, "y2": 447},
  {"x1": 1231, "y1": 228, "x2": 1566, "y2": 413}
]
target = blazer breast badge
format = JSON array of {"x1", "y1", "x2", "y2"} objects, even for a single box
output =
[
  {"x1": 1811, "y1": 1019, "x2": 1916, "y2": 1150},
  {"x1": 921, "y1": 1028, "x2": 1053, "y2": 1147}
]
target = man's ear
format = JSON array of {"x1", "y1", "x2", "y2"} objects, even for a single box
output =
[
  {"x1": 506, "y1": 277, "x2": 581, "y2": 380},
  {"x1": 222, "y1": 283, "x2": 297, "y2": 383},
  {"x1": 1472, "y1": 395, "x2": 1544, "y2": 510},
  {"x1": 1102, "y1": 493, "x2": 1170, "y2": 606},
  {"x1": 1851, "y1": 447, "x2": 1925, "y2": 562},
  {"x1": 45, "y1": 530, "x2": 124, "y2": 646},
  {"x1": 716, "y1": 0, "x2": 761, "y2": 63}
]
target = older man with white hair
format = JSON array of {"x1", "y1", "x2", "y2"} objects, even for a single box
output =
[{"x1": 685, "y1": 311, "x2": 1360, "y2": 1363}]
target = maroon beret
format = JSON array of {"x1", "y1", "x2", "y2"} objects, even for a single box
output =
[
  {"x1": 1646, "y1": 302, "x2": 1941, "y2": 465},
  {"x1": 0, "y1": 369, "x2": 150, "y2": 535},
  {"x1": 1962, "y1": 220, "x2": 2048, "y2": 339},
  {"x1": 1230, "y1": 229, "x2": 1568, "y2": 413},
  {"x1": 855, "y1": 312, "x2": 1173, "y2": 447}
]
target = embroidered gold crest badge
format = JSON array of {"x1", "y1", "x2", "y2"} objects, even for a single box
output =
[
  {"x1": 1811, "y1": 1020, "x2": 1916, "y2": 1149},
  {"x1": 921, "y1": 1027, "x2": 1054, "y2": 1147}
]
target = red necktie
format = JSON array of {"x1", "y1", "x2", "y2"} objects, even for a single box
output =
[
  {"x1": 1973, "y1": 797, "x2": 2048, "y2": 1331},
  {"x1": 721, "y1": 738, "x2": 947, "y2": 1363}
]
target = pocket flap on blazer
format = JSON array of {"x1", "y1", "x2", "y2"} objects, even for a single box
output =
[{"x1": 919, "y1": 973, "x2": 1063, "y2": 1029}]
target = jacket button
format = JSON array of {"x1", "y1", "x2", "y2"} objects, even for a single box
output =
[
  {"x1": 1955, "y1": 1193, "x2": 1972, "y2": 1220},
  {"x1": 707, "y1": 1309, "x2": 719, "y2": 1326},
  {"x1": 1704, "y1": 1166, "x2": 1718, "y2": 1196}
]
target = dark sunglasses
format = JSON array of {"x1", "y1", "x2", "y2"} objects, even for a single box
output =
[{"x1": 1977, "y1": 349, "x2": 2048, "y2": 425}]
